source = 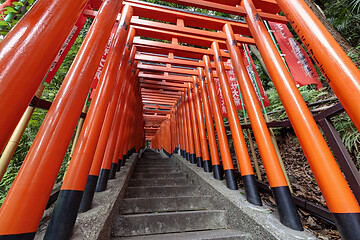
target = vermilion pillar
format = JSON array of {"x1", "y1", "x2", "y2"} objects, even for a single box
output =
[
  {"x1": 223, "y1": 23, "x2": 301, "y2": 229},
  {"x1": 79, "y1": 45, "x2": 136, "y2": 212},
  {"x1": 277, "y1": 0, "x2": 360, "y2": 133},
  {"x1": 109, "y1": 62, "x2": 138, "y2": 179},
  {"x1": 243, "y1": 0, "x2": 360, "y2": 236},
  {"x1": 0, "y1": 0, "x2": 88, "y2": 153},
  {"x1": 0, "y1": 0, "x2": 123, "y2": 238},
  {"x1": 212, "y1": 42, "x2": 261, "y2": 204},
  {"x1": 192, "y1": 76, "x2": 212, "y2": 172},
  {"x1": 98, "y1": 54, "x2": 137, "y2": 187},
  {"x1": 184, "y1": 93, "x2": 196, "y2": 163},
  {"x1": 188, "y1": 83, "x2": 204, "y2": 167},
  {"x1": 198, "y1": 67, "x2": 222, "y2": 179},
  {"x1": 44, "y1": 8, "x2": 133, "y2": 239},
  {"x1": 108, "y1": 61, "x2": 138, "y2": 178},
  {"x1": 179, "y1": 100, "x2": 187, "y2": 158},
  {"x1": 203, "y1": 55, "x2": 236, "y2": 189}
]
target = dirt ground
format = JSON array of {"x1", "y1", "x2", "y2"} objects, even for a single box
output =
[{"x1": 231, "y1": 129, "x2": 342, "y2": 239}]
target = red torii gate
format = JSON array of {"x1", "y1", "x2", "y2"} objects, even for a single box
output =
[{"x1": 0, "y1": 0, "x2": 359, "y2": 239}]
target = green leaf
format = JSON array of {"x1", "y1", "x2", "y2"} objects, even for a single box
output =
[{"x1": 12, "y1": 2, "x2": 24, "y2": 7}]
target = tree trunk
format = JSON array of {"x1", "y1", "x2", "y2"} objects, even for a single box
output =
[
  {"x1": 249, "y1": 44, "x2": 270, "y2": 78},
  {"x1": 303, "y1": 0, "x2": 360, "y2": 68}
]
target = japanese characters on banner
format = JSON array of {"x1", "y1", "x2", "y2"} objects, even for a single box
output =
[
  {"x1": 214, "y1": 60, "x2": 244, "y2": 118},
  {"x1": 89, "y1": 22, "x2": 118, "y2": 99},
  {"x1": 213, "y1": 58, "x2": 269, "y2": 117},
  {"x1": 213, "y1": 78, "x2": 228, "y2": 118},
  {"x1": 240, "y1": 45, "x2": 270, "y2": 108},
  {"x1": 44, "y1": 11, "x2": 88, "y2": 84},
  {"x1": 268, "y1": 21, "x2": 323, "y2": 90}
]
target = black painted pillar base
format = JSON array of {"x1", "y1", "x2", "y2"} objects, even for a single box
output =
[
  {"x1": 79, "y1": 175, "x2": 98, "y2": 213},
  {"x1": 173, "y1": 147, "x2": 178, "y2": 154},
  {"x1": 212, "y1": 164, "x2": 224, "y2": 180},
  {"x1": 272, "y1": 186, "x2": 303, "y2": 231},
  {"x1": 109, "y1": 163, "x2": 117, "y2": 179},
  {"x1": 224, "y1": 169, "x2": 238, "y2": 190},
  {"x1": 189, "y1": 153, "x2": 197, "y2": 164},
  {"x1": 116, "y1": 158, "x2": 122, "y2": 171},
  {"x1": 96, "y1": 168, "x2": 110, "y2": 192},
  {"x1": 242, "y1": 174, "x2": 262, "y2": 206},
  {"x1": 44, "y1": 190, "x2": 84, "y2": 240},
  {"x1": 186, "y1": 152, "x2": 190, "y2": 161},
  {"x1": 180, "y1": 149, "x2": 184, "y2": 157},
  {"x1": 121, "y1": 154, "x2": 127, "y2": 166},
  {"x1": 196, "y1": 157, "x2": 203, "y2": 168},
  {"x1": 203, "y1": 160, "x2": 212, "y2": 173},
  {"x1": 333, "y1": 212, "x2": 360, "y2": 240},
  {"x1": 0, "y1": 232, "x2": 36, "y2": 239}
]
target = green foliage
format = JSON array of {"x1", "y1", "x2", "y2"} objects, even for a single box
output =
[
  {"x1": 266, "y1": 84, "x2": 328, "y2": 121},
  {"x1": 332, "y1": 113, "x2": 360, "y2": 168},
  {"x1": 321, "y1": 0, "x2": 360, "y2": 63},
  {"x1": 0, "y1": 16, "x2": 91, "y2": 206},
  {"x1": 0, "y1": 0, "x2": 35, "y2": 38}
]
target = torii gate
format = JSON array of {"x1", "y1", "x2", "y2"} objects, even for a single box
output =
[{"x1": 0, "y1": 0, "x2": 359, "y2": 239}]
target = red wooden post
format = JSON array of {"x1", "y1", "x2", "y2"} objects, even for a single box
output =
[
  {"x1": 0, "y1": 0, "x2": 88, "y2": 153},
  {"x1": 277, "y1": 0, "x2": 360, "y2": 133},
  {"x1": 188, "y1": 82, "x2": 204, "y2": 167},
  {"x1": 0, "y1": 0, "x2": 123, "y2": 238},
  {"x1": 198, "y1": 67, "x2": 222, "y2": 179},
  {"x1": 224, "y1": 23, "x2": 301, "y2": 229},
  {"x1": 243, "y1": 0, "x2": 360, "y2": 235},
  {"x1": 192, "y1": 76, "x2": 212, "y2": 172}
]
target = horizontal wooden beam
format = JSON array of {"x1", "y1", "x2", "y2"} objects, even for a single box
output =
[
  {"x1": 141, "y1": 88, "x2": 182, "y2": 96},
  {"x1": 123, "y1": 0, "x2": 253, "y2": 33},
  {"x1": 133, "y1": 38, "x2": 230, "y2": 60},
  {"x1": 137, "y1": 63, "x2": 197, "y2": 75},
  {"x1": 138, "y1": 71, "x2": 192, "y2": 83},
  {"x1": 135, "y1": 54, "x2": 230, "y2": 70},
  {"x1": 140, "y1": 83, "x2": 187, "y2": 92},
  {"x1": 145, "y1": 0, "x2": 285, "y2": 23}
]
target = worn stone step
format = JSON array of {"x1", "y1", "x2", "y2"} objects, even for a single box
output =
[
  {"x1": 112, "y1": 229, "x2": 251, "y2": 240},
  {"x1": 112, "y1": 210, "x2": 227, "y2": 237},
  {"x1": 133, "y1": 168, "x2": 181, "y2": 174},
  {"x1": 136, "y1": 162, "x2": 175, "y2": 166},
  {"x1": 120, "y1": 196, "x2": 213, "y2": 214},
  {"x1": 125, "y1": 186, "x2": 199, "y2": 198},
  {"x1": 131, "y1": 172, "x2": 187, "y2": 179},
  {"x1": 128, "y1": 178, "x2": 192, "y2": 187},
  {"x1": 135, "y1": 165, "x2": 179, "y2": 170}
]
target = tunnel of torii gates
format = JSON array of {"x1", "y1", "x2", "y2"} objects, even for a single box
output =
[{"x1": 0, "y1": 0, "x2": 360, "y2": 239}]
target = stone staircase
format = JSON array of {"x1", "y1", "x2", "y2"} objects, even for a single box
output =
[{"x1": 111, "y1": 149, "x2": 250, "y2": 239}]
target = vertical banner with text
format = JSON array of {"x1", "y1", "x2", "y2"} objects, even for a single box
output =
[
  {"x1": 268, "y1": 21, "x2": 323, "y2": 90},
  {"x1": 44, "y1": 9, "x2": 88, "y2": 84},
  {"x1": 89, "y1": 22, "x2": 118, "y2": 99}
]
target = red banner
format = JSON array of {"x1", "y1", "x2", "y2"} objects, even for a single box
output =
[
  {"x1": 240, "y1": 45, "x2": 270, "y2": 108},
  {"x1": 44, "y1": 10, "x2": 88, "y2": 84},
  {"x1": 268, "y1": 21, "x2": 323, "y2": 90},
  {"x1": 214, "y1": 78, "x2": 228, "y2": 118},
  {"x1": 213, "y1": 61, "x2": 244, "y2": 118},
  {"x1": 89, "y1": 22, "x2": 118, "y2": 99}
]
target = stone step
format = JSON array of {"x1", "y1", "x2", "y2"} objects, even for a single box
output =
[
  {"x1": 133, "y1": 168, "x2": 181, "y2": 174},
  {"x1": 124, "y1": 186, "x2": 199, "y2": 198},
  {"x1": 112, "y1": 229, "x2": 251, "y2": 240},
  {"x1": 131, "y1": 173, "x2": 187, "y2": 179},
  {"x1": 120, "y1": 196, "x2": 213, "y2": 214},
  {"x1": 112, "y1": 210, "x2": 227, "y2": 237},
  {"x1": 136, "y1": 162, "x2": 176, "y2": 166},
  {"x1": 128, "y1": 178, "x2": 192, "y2": 187},
  {"x1": 135, "y1": 165, "x2": 179, "y2": 170}
]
